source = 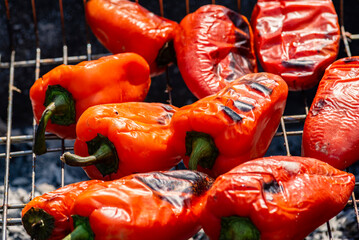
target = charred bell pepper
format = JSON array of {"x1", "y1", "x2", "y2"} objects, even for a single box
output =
[
  {"x1": 30, "y1": 53, "x2": 151, "y2": 155},
  {"x1": 85, "y1": 0, "x2": 179, "y2": 76},
  {"x1": 302, "y1": 56, "x2": 359, "y2": 170},
  {"x1": 201, "y1": 156, "x2": 355, "y2": 240},
  {"x1": 251, "y1": 0, "x2": 340, "y2": 91},
  {"x1": 22, "y1": 180, "x2": 106, "y2": 240},
  {"x1": 171, "y1": 72, "x2": 288, "y2": 178},
  {"x1": 65, "y1": 170, "x2": 213, "y2": 240},
  {"x1": 174, "y1": 4, "x2": 257, "y2": 99},
  {"x1": 22, "y1": 170, "x2": 213, "y2": 240},
  {"x1": 60, "y1": 102, "x2": 181, "y2": 180}
]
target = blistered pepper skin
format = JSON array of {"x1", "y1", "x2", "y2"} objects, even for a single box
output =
[
  {"x1": 171, "y1": 73, "x2": 288, "y2": 178},
  {"x1": 302, "y1": 57, "x2": 359, "y2": 170},
  {"x1": 86, "y1": 0, "x2": 179, "y2": 76},
  {"x1": 174, "y1": 4, "x2": 257, "y2": 99},
  {"x1": 21, "y1": 180, "x2": 106, "y2": 240},
  {"x1": 251, "y1": 0, "x2": 340, "y2": 91},
  {"x1": 69, "y1": 170, "x2": 213, "y2": 240},
  {"x1": 30, "y1": 53, "x2": 150, "y2": 140},
  {"x1": 201, "y1": 156, "x2": 355, "y2": 240},
  {"x1": 67, "y1": 102, "x2": 181, "y2": 180}
]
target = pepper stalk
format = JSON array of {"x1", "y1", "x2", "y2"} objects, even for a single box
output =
[
  {"x1": 34, "y1": 85, "x2": 76, "y2": 155},
  {"x1": 219, "y1": 216, "x2": 260, "y2": 240}
]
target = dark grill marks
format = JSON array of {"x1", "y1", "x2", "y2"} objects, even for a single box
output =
[
  {"x1": 156, "y1": 113, "x2": 173, "y2": 125},
  {"x1": 263, "y1": 179, "x2": 283, "y2": 194},
  {"x1": 245, "y1": 81, "x2": 272, "y2": 96},
  {"x1": 233, "y1": 100, "x2": 254, "y2": 112},
  {"x1": 221, "y1": 105, "x2": 242, "y2": 122},
  {"x1": 281, "y1": 59, "x2": 315, "y2": 69},
  {"x1": 135, "y1": 172, "x2": 213, "y2": 208}
]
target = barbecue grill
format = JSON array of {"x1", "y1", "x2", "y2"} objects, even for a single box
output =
[{"x1": 0, "y1": 0, "x2": 358, "y2": 239}]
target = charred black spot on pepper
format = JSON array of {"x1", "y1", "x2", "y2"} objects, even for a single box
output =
[
  {"x1": 343, "y1": 58, "x2": 359, "y2": 63},
  {"x1": 263, "y1": 179, "x2": 283, "y2": 194},
  {"x1": 225, "y1": 73, "x2": 236, "y2": 82},
  {"x1": 281, "y1": 60, "x2": 315, "y2": 69},
  {"x1": 161, "y1": 104, "x2": 174, "y2": 112},
  {"x1": 156, "y1": 113, "x2": 173, "y2": 125},
  {"x1": 310, "y1": 99, "x2": 326, "y2": 116},
  {"x1": 114, "y1": 111, "x2": 118, "y2": 115},
  {"x1": 233, "y1": 100, "x2": 254, "y2": 112},
  {"x1": 221, "y1": 105, "x2": 243, "y2": 122},
  {"x1": 246, "y1": 81, "x2": 272, "y2": 96}
]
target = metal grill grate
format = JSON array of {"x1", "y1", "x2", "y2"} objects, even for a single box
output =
[{"x1": 0, "y1": 0, "x2": 358, "y2": 239}]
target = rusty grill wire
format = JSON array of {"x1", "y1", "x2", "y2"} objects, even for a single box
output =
[{"x1": 0, "y1": 0, "x2": 358, "y2": 239}]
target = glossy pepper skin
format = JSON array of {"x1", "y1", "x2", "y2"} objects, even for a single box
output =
[
  {"x1": 61, "y1": 102, "x2": 181, "y2": 180},
  {"x1": 201, "y1": 156, "x2": 355, "y2": 240},
  {"x1": 21, "y1": 180, "x2": 106, "y2": 240},
  {"x1": 302, "y1": 57, "x2": 359, "y2": 170},
  {"x1": 251, "y1": 0, "x2": 340, "y2": 91},
  {"x1": 67, "y1": 170, "x2": 213, "y2": 240},
  {"x1": 171, "y1": 73, "x2": 288, "y2": 178},
  {"x1": 30, "y1": 53, "x2": 150, "y2": 155},
  {"x1": 174, "y1": 4, "x2": 257, "y2": 99},
  {"x1": 86, "y1": 0, "x2": 179, "y2": 76}
]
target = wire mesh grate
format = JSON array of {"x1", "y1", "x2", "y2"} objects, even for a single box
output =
[{"x1": 0, "y1": 0, "x2": 358, "y2": 239}]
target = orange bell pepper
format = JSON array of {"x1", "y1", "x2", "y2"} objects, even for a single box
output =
[
  {"x1": 30, "y1": 53, "x2": 150, "y2": 155},
  {"x1": 85, "y1": 0, "x2": 179, "y2": 76},
  {"x1": 60, "y1": 102, "x2": 181, "y2": 180},
  {"x1": 201, "y1": 156, "x2": 355, "y2": 240},
  {"x1": 171, "y1": 73, "x2": 288, "y2": 178}
]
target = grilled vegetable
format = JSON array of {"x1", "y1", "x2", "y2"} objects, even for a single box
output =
[
  {"x1": 22, "y1": 170, "x2": 213, "y2": 240},
  {"x1": 171, "y1": 72, "x2": 288, "y2": 178},
  {"x1": 30, "y1": 53, "x2": 150, "y2": 155},
  {"x1": 251, "y1": 0, "x2": 340, "y2": 91},
  {"x1": 65, "y1": 170, "x2": 213, "y2": 240},
  {"x1": 201, "y1": 156, "x2": 355, "y2": 240},
  {"x1": 21, "y1": 180, "x2": 105, "y2": 240},
  {"x1": 302, "y1": 56, "x2": 359, "y2": 170},
  {"x1": 174, "y1": 4, "x2": 257, "y2": 99},
  {"x1": 61, "y1": 102, "x2": 181, "y2": 180},
  {"x1": 85, "y1": 0, "x2": 179, "y2": 76}
]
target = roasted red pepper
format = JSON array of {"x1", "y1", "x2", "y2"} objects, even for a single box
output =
[
  {"x1": 30, "y1": 53, "x2": 150, "y2": 155},
  {"x1": 174, "y1": 4, "x2": 257, "y2": 99},
  {"x1": 251, "y1": 0, "x2": 340, "y2": 91},
  {"x1": 22, "y1": 170, "x2": 213, "y2": 240},
  {"x1": 60, "y1": 102, "x2": 181, "y2": 180},
  {"x1": 21, "y1": 180, "x2": 105, "y2": 240},
  {"x1": 171, "y1": 73, "x2": 288, "y2": 178},
  {"x1": 201, "y1": 156, "x2": 355, "y2": 240},
  {"x1": 85, "y1": 0, "x2": 179, "y2": 76},
  {"x1": 302, "y1": 56, "x2": 359, "y2": 170}
]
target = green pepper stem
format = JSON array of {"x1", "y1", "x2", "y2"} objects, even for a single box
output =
[
  {"x1": 186, "y1": 131, "x2": 219, "y2": 170},
  {"x1": 61, "y1": 142, "x2": 114, "y2": 167},
  {"x1": 189, "y1": 137, "x2": 213, "y2": 170},
  {"x1": 22, "y1": 207, "x2": 55, "y2": 240},
  {"x1": 34, "y1": 94, "x2": 71, "y2": 155},
  {"x1": 62, "y1": 225, "x2": 92, "y2": 240},
  {"x1": 219, "y1": 216, "x2": 260, "y2": 240}
]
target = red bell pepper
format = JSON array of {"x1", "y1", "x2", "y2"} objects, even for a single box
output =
[
  {"x1": 251, "y1": 0, "x2": 340, "y2": 91},
  {"x1": 60, "y1": 102, "x2": 181, "y2": 180},
  {"x1": 174, "y1": 4, "x2": 257, "y2": 99},
  {"x1": 30, "y1": 53, "x2": 150, "y2": 155},
  {"x1": 21, "y1": 180, "x2": 106, "y2": 240},
  {"x1": 85, "y1": 0, "x2": 179, "y2": 76},
  {"x1": 302, "y1": 56, "x2": 359, "y2": 170},
  {"x1": 201, "y1": 156, "x2": 355, "y2": 240},
  {"x1": 171, "y1": 72, "x2": 288, "y2": 178},
  {"x1": 22, "y1": 170, "x2": 213, "y2": 240}
]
